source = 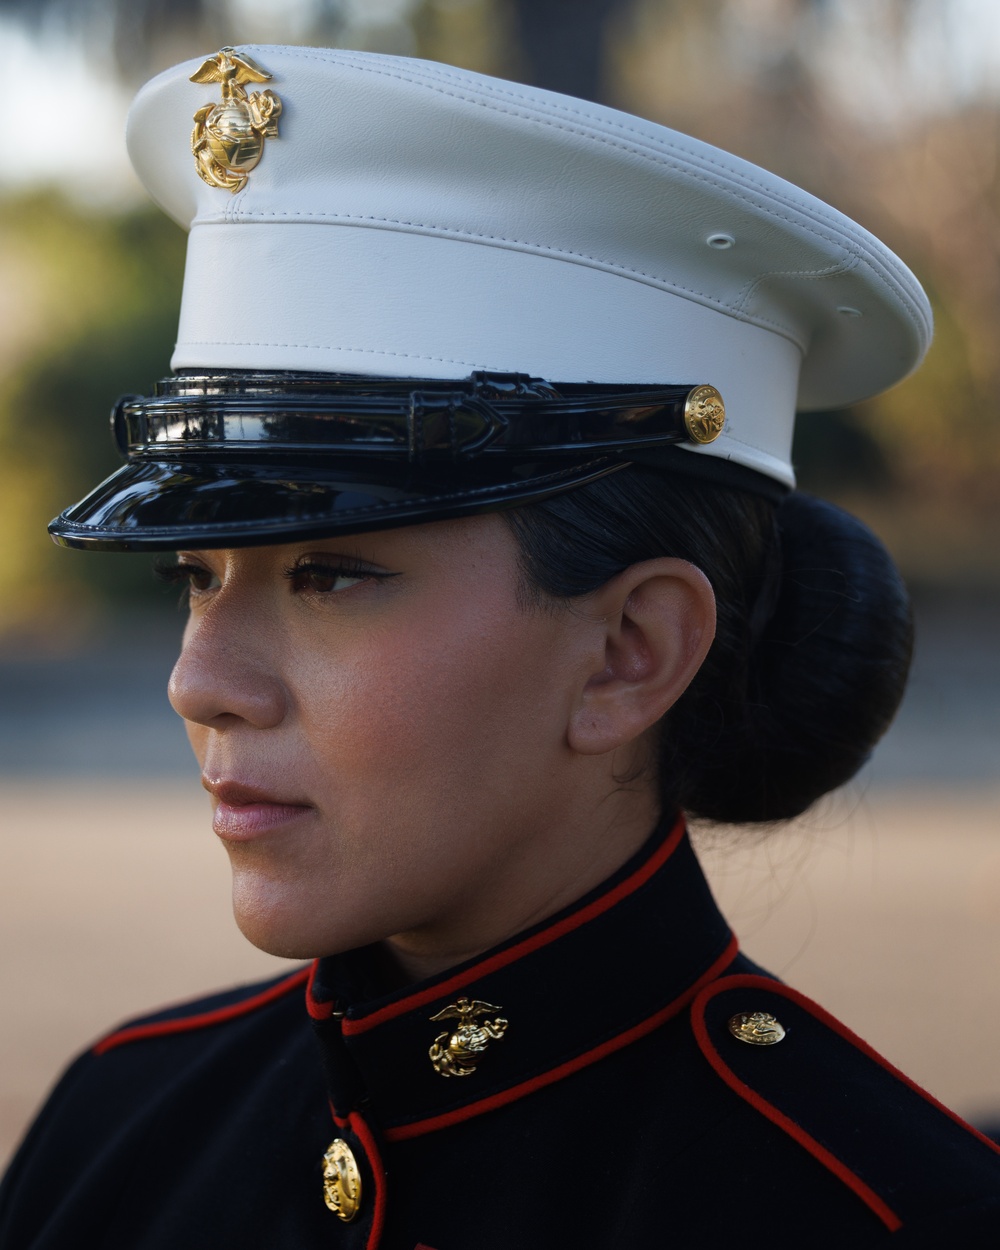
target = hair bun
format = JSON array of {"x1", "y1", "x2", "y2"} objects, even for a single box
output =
[
  {"x1": 505, "y1": 470, "x2": 912, "y2": 827},
  {"x1": 686, "y1": 492, "x2": 913, "y2": 823}
]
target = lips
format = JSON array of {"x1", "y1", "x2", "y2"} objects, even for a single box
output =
[{"x1": 204, "y1": 778, "x2": 313, "y2": 841}]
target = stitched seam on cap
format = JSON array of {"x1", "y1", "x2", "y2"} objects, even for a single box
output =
[
  {"x1": 732, "y1": 254, "x2": 861, "y2": 317},
  {"x1": 236, "y1": 47, "x2": 927, "y2": 344},
  {"x1": 196, "y1": 214, "x2": 810, "y2": 344},
  {"x1": 177, "y1": 340, "x2": 498, "y2": 368},
  {"x1": 248, "y1": 46, "x2": 906, "y2": 244},
  {"x1": 229, "y1": 52, "x2": 867, "y2": 256},
  {"x1": 331, "y1": 49, "x2": 929, "y2": 335}
]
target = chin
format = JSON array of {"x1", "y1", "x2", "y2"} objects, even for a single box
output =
[
  {"x1": 229, "y1": 874, "x2": 327, "y2": 960},
  {"x1": 235, "y1": 917, "x2": 324, "y2": 961},
  {"x1": 229, "y1": 869, "x2": 388, "y2": 961}
]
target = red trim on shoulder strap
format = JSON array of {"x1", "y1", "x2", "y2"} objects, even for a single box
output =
[
  {"x1": 345, "y1": 813, "x2": 688, "y2": 1036},
  {"x1": 699, "y1": 973, "x2": 1000, "y2": 1159},
  {"x1": 385, "y1": 931, "x2": 739, "y2": 1142},
  {"x1": 692, "y1": 974, "x2": 906, "y2": 1231},
  {"x1": 93, "y1": 966, "x2": 311, "y2": 1056}
]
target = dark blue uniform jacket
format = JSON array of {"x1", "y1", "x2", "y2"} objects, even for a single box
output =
[{"x1": 3, "y1": 815, "x2": 1000, "y2": 1247}]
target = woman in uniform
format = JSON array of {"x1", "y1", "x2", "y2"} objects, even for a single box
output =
[{"x1": 2, "y1": 43, "x2": 999, "y2": 1249}]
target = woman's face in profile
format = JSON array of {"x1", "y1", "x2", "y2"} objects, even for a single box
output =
[{"x1": 166, "y1": 513, "x2": 615, "y2": 977}]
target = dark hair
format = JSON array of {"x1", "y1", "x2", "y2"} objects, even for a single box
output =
[{"x1": 505, "y1": 467, "x2": 913, "y2": 824}]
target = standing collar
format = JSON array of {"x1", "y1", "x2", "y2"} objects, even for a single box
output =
[{"x1": 307, "y1": 814, "x2": 737, "y2": 1141}]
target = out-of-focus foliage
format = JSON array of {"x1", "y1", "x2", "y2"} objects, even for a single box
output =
[
  {"x1": 610, "y1": 0, "x2": 1000, "y2": 585},
  {"x1": 2, "y1": 0, "x2": 1000, "y2": 642},
  {"x1": 0, "y1": 196, "x2": 185, "y2": 637}
]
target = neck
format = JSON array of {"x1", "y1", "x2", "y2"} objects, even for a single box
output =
[{"x1": 382, "y1": 780, "x2": 661, "y2": 983}]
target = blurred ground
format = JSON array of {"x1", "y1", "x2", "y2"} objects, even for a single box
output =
[{"x1": 1, "y1": 593, "x2": 999, "y2": 1170}]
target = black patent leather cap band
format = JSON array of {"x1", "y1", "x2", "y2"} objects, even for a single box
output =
[
  {"x1": 111, "y1": 371, "x2": 703, "y2": 461},
  {"x1": 48, "y1": 371, "x2": 741, "y2": 552}
]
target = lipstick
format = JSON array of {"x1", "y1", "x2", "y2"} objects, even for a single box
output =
[{"x1": 205, "y1": 779, "x2": 313, "y2": 841}]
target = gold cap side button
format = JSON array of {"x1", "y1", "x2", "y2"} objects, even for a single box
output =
[{"x1": 684, "y1": 384, "x2": 726, "y2": 444}]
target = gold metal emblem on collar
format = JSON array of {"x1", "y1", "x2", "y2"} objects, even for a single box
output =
[
  {"x1": 684, "y1": 384, "x2": 726, "y2": 444},
  {"x1": 728, "y1": 1010, "x2": 786, "y2": 1046},
  {"x1": 322, "y1": 1138, "x2": 362, "y2": 1223},
  {"x1": 189, "y1": 47, "x2": 282, "y2": 193},
  {"x1": 428, "y1": 996, "x2": 508, "y2": 1077}
]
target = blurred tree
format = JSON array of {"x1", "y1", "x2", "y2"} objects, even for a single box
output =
[
  {"x1": 508, "y1": 0, "x2": 625, "y2": 101},
  {"x1": 0, "y1": 0, "x2": 628, "y2": 94},
  {"x1": 608, "y1": 0, "x2": 1000, "y2": 582},
  {"x1": 0, "y1": 195, "x2": 185, "y2": 638}
]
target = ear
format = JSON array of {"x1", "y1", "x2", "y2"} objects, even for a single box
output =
[{"x1": 567, "y1": 559, "x2": 716, "y2": 756}]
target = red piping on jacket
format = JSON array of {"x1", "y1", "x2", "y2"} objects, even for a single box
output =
[
  {"x1": 692, "y1": 975, "x2": 931, "y2": 1232},
  {"x1": 92, "y1": 966, "x2": 311, "y2": 1056},
  {"x1": 351, "y1": 1110, "x2": 388, "y2": 1250},
  {"x1": 335, "y1": 813, "x2": 688, "y2": 1036},
  {"x1": 384, "y1": 931, "x2": 739, "y2": 1142},
  {"x1": 307, "y1": 958, "x2": 335, "y2": 1020},
  {"x1": 326, "y1": 1104, "x2": 387, "y2": 1248}
]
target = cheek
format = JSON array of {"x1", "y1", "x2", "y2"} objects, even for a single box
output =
[{"x1": 301, "y1": 602, "x2": 569, "y2": 802}]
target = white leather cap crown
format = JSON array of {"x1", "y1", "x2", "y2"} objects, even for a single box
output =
[{"x1": 127, "y1": 45, "x2": 932, "y2": 488}]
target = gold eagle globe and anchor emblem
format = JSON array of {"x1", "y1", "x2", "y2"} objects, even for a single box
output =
[
  {"x1": 428, "y1": 997, "x2": 509, "y2": 1077},
  {"x1": 189, "y1": 47, "x2": 283, "y2": 192}
]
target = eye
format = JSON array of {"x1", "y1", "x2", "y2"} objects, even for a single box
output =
[
  {"x1": 283, "y1": 559, "x2": 390, "y2": 596},
  {"x1": 153, "y1": 558, "x2": 221, "y2": 602}
]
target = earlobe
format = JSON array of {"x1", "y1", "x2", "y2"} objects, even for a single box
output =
[{"x1": 567, "y1": 559, "x2": 716, "y2": 756}]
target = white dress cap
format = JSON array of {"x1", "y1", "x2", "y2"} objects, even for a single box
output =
[{"x1": 126, "y1": 45, "x2": 932, "y2": 489}]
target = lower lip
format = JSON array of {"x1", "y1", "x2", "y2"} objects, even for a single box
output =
[{"x1": 213, "y1": 802, "x2": 313, "y2": 841}]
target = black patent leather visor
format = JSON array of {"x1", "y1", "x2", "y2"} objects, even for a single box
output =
[{"x1": 49, "y1": 371, "x2": 729, "y2": 551}]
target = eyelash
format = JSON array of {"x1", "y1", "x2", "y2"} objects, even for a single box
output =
[
  {"x1": 152, "y1": 559, "x2": 213, "y2": 606},
  {"x1": 152, "y1": 557, "x2": 390, "y2": 604},
  {"x1": 281, "y1": 558, "x2": 388, "y2": 595}
]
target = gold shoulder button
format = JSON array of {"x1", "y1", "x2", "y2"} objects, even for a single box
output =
[{"x1": 728, "y1": 1010, "x2": 786, "y2": 1046}]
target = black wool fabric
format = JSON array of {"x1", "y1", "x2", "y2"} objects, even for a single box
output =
[{"x1": 3, "y1": 816, "x2": 1000, "y2": 1249}]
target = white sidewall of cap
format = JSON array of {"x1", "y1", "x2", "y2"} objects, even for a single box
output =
[{"x1": 173, "y1": 222, "x2": 800, "y2": 486}]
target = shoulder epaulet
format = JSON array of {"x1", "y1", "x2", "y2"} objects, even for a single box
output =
[
  {"x1": 691, "y1": 973, "x2": 1000, "y2": 1233},
  {"x1": 92, "y1": 965, "x2": 310, "y2": 1056}
]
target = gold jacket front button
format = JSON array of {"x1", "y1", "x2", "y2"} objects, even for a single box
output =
[
  {"x1": 728, "y1": 1010, "x2": 786, "y2": 1046},
  {"x1": 322, "y1": 1138, "x2": 362, "y2": 1222}
]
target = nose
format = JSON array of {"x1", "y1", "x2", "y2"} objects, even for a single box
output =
[{"x1": 168, "y1": 600, "x2": 287, "y2": 732}]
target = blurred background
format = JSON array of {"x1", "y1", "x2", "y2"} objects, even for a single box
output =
[{"x1": 2, "y1": 0, "x2": 1000, "y2": 1168}]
